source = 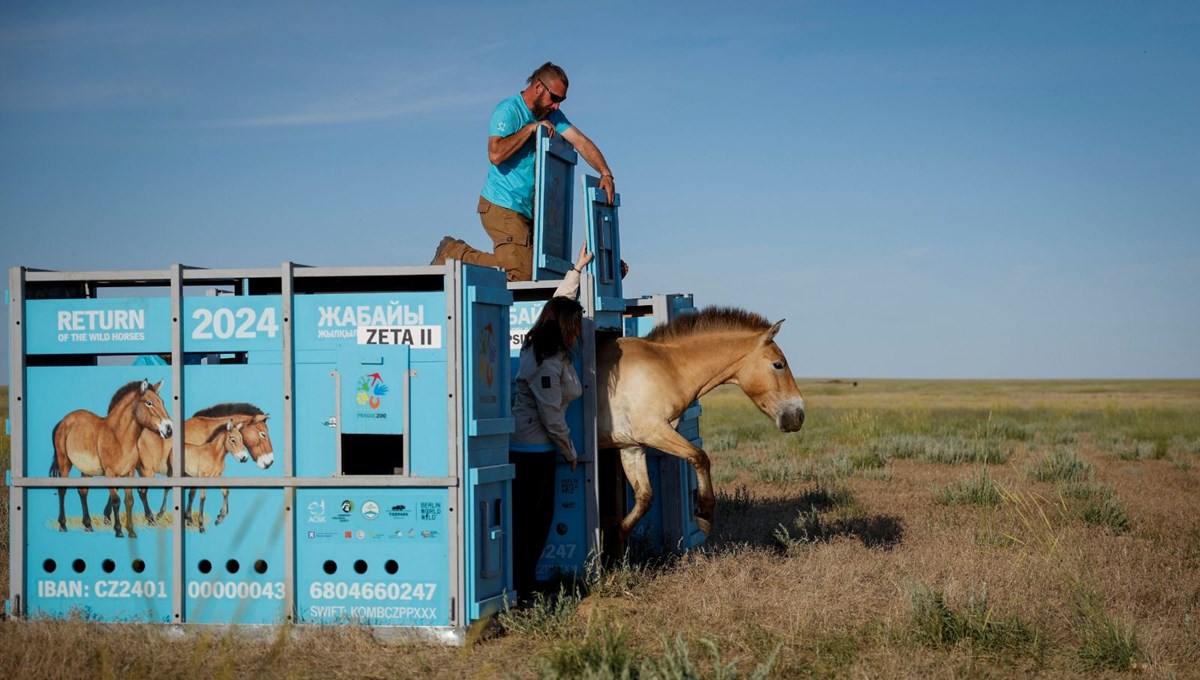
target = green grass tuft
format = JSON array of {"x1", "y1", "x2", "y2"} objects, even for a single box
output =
[
  {"x1": 846, "y1": 449, "x2": 888, "y2": 470},
  {"x1": 497, "y1": 585, "x2": 582, "y2": 639},
  {"x1": 716, "y1": 485, "x2": 755, "y2": 516},
  {"x1": 1026, "y1": 448, "x2": 1092, "y2": 483},
  {"x1": 1080, "y1": 497, "x2": 1130, "y2": 533},
  {"x1": 934, "y1": 466, "x2": 1001, "y2": 506},
  {"x1": 541, "y1": 618, "x2": 635, "y2": 679},
  {"x1": 1075, "y1": 605, "x2": 1141, "y2": 672},
  {"x1": 922, "y1": 437, "x2": 1009, "y2": 465},
  {"x1": 1058, "y1": 481, "x2": 1112, "y2": 501},
  {"x1": 910, "y1": 584, "x2": 1043, "y2": 658},
  {"x1": 796, "y1": 483, "x2": 856, "y2": 512}
]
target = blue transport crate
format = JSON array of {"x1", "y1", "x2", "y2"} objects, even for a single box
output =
[{"x1": 7, "y1": 261, "x2": 512, "y2": 639}]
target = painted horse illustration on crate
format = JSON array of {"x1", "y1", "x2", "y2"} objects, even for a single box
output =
[
  {"x1": 131, "y1": 402, "x2": 273, "y2": 525},
  {"x1": 597, "y1": 307, "x2": 806, "y2": 540},
  {"x1": 181, "y1": 419, "x2": 250, "y2": 533},
  {"x1": 50, "y1": 379, "x2": 173, "y2": 538}
]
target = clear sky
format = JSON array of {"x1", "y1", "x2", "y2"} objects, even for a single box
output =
[{"x1": 2, "y1": 1, "x2": 1197, "y2": 379}]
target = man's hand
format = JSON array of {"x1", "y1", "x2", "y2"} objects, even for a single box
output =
[
  {"x1": 533, "y1": 120, "x2": 556, "y2": 139},
  {"x1": 599, "y1": 174, "x2": 615, "y2": 204}
]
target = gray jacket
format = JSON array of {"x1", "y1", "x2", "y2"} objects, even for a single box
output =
[{"x1": 511, "y1": 270, "x2": 582, "y2": 462}]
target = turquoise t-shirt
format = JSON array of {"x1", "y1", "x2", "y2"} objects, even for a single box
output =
[{"x1": 480, "y1": 93, "x2": 572, "y2": 219}]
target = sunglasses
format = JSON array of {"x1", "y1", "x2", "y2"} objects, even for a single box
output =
[{"x1": 538, "y1": 78, "x2": 566, "y2": 104}]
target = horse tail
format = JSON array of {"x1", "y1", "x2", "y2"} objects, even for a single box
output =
[{"x1": 50, "y1": 420, "x2": 63, "y2": 477}]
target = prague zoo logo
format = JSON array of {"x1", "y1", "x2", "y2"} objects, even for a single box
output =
[
  {"x1": 478, "y1": 323, "x2": 497, "y2": 389},
  {"x1": 357, "y1": 373, "x2": 389, "y2": 409}
]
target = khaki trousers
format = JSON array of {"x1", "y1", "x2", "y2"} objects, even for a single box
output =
[{"x1": 442, "y1": 197, "x2": 534, "y2": 282}]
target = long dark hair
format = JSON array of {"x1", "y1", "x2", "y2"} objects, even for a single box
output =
[{"x1": 524, "y1": 296, "x2": 583, "y2": 364}]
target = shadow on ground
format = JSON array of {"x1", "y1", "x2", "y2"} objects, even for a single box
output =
[{"x1": 709, "y1": 492, "x2": 906, "y2": 552}]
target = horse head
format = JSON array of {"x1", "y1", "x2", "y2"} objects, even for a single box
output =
[
  {"x1": 220, "y1": 420, "x2": 250, "y2": 462},
  {"x1": 733, "y1": 320, "x2": 805, "y2": 432},
  {"x1": 134, "y1": 379, "x2": 174, "y2": 439},
  {"x1": 241, "y1": 414, "x2": 274, "y2": 469}
]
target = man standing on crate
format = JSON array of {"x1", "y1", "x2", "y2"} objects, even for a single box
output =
[{"x1": 431, "y1": 62, "x2": 615, "y2": 282}]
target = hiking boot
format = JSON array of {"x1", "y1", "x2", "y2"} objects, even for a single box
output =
[{"x1": 431, "y1": 236, "x2": 457, "y2": 265}]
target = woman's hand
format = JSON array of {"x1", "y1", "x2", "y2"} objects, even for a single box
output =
[{"x1": 574, "y1": 243, "x2": 594, "y2": 272}]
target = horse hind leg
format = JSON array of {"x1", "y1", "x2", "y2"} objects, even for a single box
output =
[
  {"x1": 184, "y1": 487, "x2": 197, "y2": 527},
  {"x1": 136, "y1": 486, "x2": 156, "y2": 525},
  {"x1": 78, "y1": 487, "x2": 94, "y2": 532},
  {"x1": 56, "y1": 488, "x2": 69, "y2": 532},
  {"x1": 107, "y1": 488, "x2": 124, "y2": 538},
  {"x1": 215, "y1": 487, "x2": 230, "y2": 526},
  {"x1": 617, "y1": 447, "x2": 654, "y2": 542},
  {"x1": 157, "y1": 488, "x2": 171, "y2": 523},
  {"x1": 123, "y1": 487, "x2": 137, "y2": 538},
  {"x1": 197, "y1": 488, "x2": 207, "y2": 533},
  {"x1": 103, "y1": 492, "x2": 119, "y2": 526}
]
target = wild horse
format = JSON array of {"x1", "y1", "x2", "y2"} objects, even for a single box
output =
[{"x1": 598, "y1": 307, "x2": 806, "y2": 540}]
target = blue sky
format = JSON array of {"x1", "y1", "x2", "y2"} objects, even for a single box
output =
[{"x1": 2, "y1": 1, "x2": 1197, "y2": 379}]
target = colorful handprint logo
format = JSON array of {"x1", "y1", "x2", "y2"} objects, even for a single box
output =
[{"x1": 356, "y1": 372, "x2": 389, "y2": 410}]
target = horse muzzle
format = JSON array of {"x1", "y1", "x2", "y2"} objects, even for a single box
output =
[
  {"x1": 256, "y1": 454, "x2": 275, "y2": 470},
  {"x1": 158, "y1": 421, "x2": 173, "y2": 438},
  {"x1": 233, "y1": 450, "x2": 250, "y2": 463},
  {"x1": 775, "y1": 399, "x2": 806, "y2": 432}
]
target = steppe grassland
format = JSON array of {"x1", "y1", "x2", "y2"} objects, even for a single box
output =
[{"x1": 2, "y1": 380, "x2": 1199, "y2": 678}]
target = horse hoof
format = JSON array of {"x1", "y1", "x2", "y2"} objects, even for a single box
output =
[
  {"x1": 199, "y1": 526, "x2": 206, "y2": 534},
  {"x1": 83, "y1": 525, "x2": 94, "y2": 533},
  {"x1": 695, "y1": 517, "x2": 712, "y2": 536}
]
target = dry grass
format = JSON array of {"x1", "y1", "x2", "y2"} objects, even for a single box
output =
[{"x1": 3, "y1": 380, "x2": 1200, "y2": 678}]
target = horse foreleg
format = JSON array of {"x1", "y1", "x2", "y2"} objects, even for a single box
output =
[
  {"x1": 197, "y1": 488, "x2": 207, "y2": 533},
  {"x1": 215, "y1": 487, "x2": 230, "y2": 526},
  {"x1": 618, "y1": 447, "x2": 653, "y2": 541},
  {"x1": 633, "y1": 423, "x2": 715, "y2": 536}
]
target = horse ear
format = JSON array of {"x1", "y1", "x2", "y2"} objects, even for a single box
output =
[
  {"x1": 235, "y1": 422, "x2": 245, "y2": 430},
  {"x1": 151, "y1": 380, "x2": 164, "y2": 393},
  {"x1": 256, "y1": 413, "x2": 269, "y2": 423},
  {"x1": 762, "y1": 320, "x2": 785, "y2": 344},
  {"x1": 139, "y1": 379, "x2": 150, "y2": 392},
  {"x1": 225, "y1": 420, "x2": 234, "y2": 431}
]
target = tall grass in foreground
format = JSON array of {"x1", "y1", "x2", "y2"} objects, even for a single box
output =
[
  {"x1": 1000, "y1": 488, "x2": 1143, "y2": 671},
  {"x1": 541, "y1": 619, "x2": 778, "y2": 680},
  {"x1": 908, "y1": 584, "x2": 1043, "y2": 660}
]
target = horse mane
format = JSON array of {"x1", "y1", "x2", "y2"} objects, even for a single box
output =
[
  {"x1": 107, "y1": 380, "x2": 147, "y2": 414},
  {"x1": 644, "y1": 307, "x2": 772, "y2": 343},
  {"x1": 205, "y1": 421, "x2": 231, "y2": 444},
  {"x1": 193, "y1": 402, "x2": 265, "y2": 418}
]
